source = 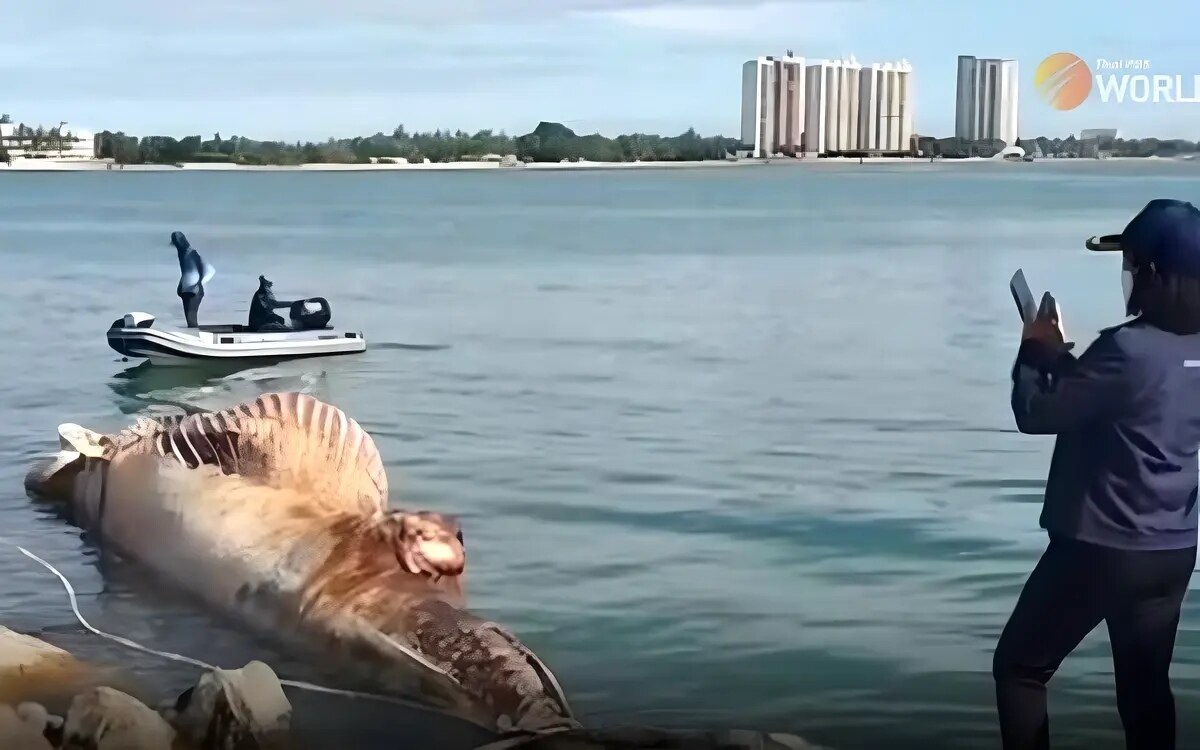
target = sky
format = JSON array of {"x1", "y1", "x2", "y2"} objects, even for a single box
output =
[{"x1": 2, "y1": 0, "x2": 1198, "y2": 143}]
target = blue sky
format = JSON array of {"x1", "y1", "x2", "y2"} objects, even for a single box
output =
[{"x1": 2, "y1": 0, "x2": 1197, "y2": 142}]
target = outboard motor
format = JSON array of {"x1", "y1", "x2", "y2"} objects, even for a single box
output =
[
  {"x1": 110, "y1": 311, "x2": 156, "y2": 330},
  {"x1": 289, "y1": 298, "x2": 332, "y2": 330}
]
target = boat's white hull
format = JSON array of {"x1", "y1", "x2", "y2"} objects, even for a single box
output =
[{"x1": 107, "y1": 313, "x2": 366, "y2": 365}]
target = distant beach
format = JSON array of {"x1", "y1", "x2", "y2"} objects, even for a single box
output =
[{"x1": 2, "y1": 158, "x2": 758, "y2": 173}]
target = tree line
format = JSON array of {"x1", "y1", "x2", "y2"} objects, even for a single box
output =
[
  {"x1": 10, "y1": 113, "x2": 1197, "y2": 166},
  {"x1": 918, "y1": 134, "x2": 1200, "y2": 159},
  {"x1": 91, "y1": 121, "x2": 741, "y2": 166}
]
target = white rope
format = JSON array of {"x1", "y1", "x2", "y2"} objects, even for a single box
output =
[{"x1": 4, "y1": 541, "x2": 459, "y2": 716}]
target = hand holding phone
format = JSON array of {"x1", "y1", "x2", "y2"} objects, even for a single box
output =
[
  {"x1": 1011, "y1": 269, "x2": 1071, "y2": 349},
  {"x1": 1038, "y1": 291, "x2": 1058, "y2": 322}
]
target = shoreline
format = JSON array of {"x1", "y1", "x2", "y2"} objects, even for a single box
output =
[{"x1": 2, "y1": 154, "x2": 1196, "y2": 173}]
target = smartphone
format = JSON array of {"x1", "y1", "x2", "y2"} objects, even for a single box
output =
[{"x1": 1010, "y1": 269, "x2": 1037, "y2": 324}]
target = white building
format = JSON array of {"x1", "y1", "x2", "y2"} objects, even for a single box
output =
[
  {"x1": 804, "y1": 56, "x2": 863, "y2": 154},
  {"x1": 740, "y1": 52, "x2": 916, "y2": 157},
  {"x1": 1, "y1": 118, "x2": 96, "y2": 161},
  {"x1": 955, "y1": 55, "x2": 1019, "y2": 145},
  {"x1": 858, "y1": 59, "x2": 914, "y2": 152},
  {"x1": 740, "y1": 55, "x2": 806, "y2": 157}
]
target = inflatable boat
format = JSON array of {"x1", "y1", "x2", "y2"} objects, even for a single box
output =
[{"x1": 107, "y1": 303, "x2": 366, "y2": 365}]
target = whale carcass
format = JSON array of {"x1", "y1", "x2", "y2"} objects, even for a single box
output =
[{"x1": 24, "y1": 392, "x2": 577, "y2": 736}]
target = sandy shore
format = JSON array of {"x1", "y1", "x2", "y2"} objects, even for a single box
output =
[{"x1": 2, "y1": 154, "x2": 1196, "y2": 173}]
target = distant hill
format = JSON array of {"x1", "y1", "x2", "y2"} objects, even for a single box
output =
[
  {"x1": 525, "y1": 122, "x2": 578, "y2": 140},
  {"x1": 515, "y1": 121, "x2": 737, "y2": 163}
]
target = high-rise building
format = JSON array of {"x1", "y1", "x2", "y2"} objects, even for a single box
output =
[
  {"x1": 740, "y1": 52, "x2": 916, "y2": 157},
  {"x1": 955, "y1": 55, "x2": 1019, "y2": 145},
  {"x1": 858, "y1": 59, "x2": 914, "y2": 152},
  {"x1": 804, "y1": 56, "x2": 864, "y2": 154},
  {"x1": 740, "y1": 55, "x2": 806, "y2": 157}
]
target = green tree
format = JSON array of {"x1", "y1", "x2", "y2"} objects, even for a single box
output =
[
  {"x1": 83, "y1": 120, "x2": 742, "y2": 166},
  {"x1": 176, "y1": 135, "x2": 202, "y2": 158},
  {"x1": 96, "y1": 131, "x2": 140, "y2": 164}
]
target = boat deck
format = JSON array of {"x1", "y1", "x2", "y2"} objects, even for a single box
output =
[{"x1": 193, "y1": 323, "x2": 334, "y2": 334}]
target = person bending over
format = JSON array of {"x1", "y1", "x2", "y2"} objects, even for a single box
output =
[
  {"x1": 248, "y1": 275, "x2": 294, "y2": 332},
  {"x1": 171, "y1": 231, "x2": 215, "y2": 328},
  {"x1": 995, "y1": 198, "x2": 1200, "y2": 750}
]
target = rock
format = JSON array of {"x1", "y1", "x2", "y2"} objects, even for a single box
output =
[
  {"x1": 0, "y1": 626, "x2": 93, "y2": 708},
  {"x1": 0, "y1": 704, "x2": 55, "y2": 750},
  {"x1": 15, "y1": 702, "x2": 51, "y2": 728},
  {"x1": 169, "y1": 660, "x2": 292, "y2": 749},
  {"x1": 61, "y1": 686, "x2": 176, "y2": 750},
  {"x1": 15, "y1": 702, "x2": 64, "y2": 747}
]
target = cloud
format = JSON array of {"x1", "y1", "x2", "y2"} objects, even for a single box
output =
[
  {"x1": 592, "y1": 1, "x2": 860, "y2": 37},
  {"x1": 210, "y1": 0, "x2": 857, "y2": 22},
  {"x1": 594, "y1": 4, "x2": 751, "y2": 35},
  {"x1": 0, "y1": 0, "x2": 877, "y2": 140},
  {"x1": 7, "y1": 0, "x2": 862, "y2": 33}
]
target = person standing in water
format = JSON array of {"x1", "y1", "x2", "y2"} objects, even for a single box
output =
[
  {"x1": 171, "y1": 231, "x2": 215, "y2": 328},
  {"x1": 995, "y1": 198, "x2": 1200, "y2": 750}
]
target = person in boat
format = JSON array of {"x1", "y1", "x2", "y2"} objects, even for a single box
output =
[
  {"x1": 248, "y1": 275, "x2": 295, "y2": 332},
  {"x1": 171, "y1": 231, "x2": 215, "y2": 328},
  {"x1": 995, "y1": 198, "x2": 1200, "y2": 750}
]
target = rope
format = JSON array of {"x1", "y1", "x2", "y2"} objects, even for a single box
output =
[{"x1": 3, "y1": 540, "x2": 461, "y2": 716}]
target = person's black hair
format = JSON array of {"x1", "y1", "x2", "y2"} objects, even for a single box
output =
[{"x1": 1128, "y1": 262, "x2": 1200, "y2": 335}]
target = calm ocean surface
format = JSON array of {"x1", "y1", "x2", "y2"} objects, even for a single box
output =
[{"x1": 2, "y1": 161, "x2": 1200, "y2": 749}]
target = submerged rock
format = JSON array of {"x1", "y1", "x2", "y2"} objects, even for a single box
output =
[
  {"x1": 168, "y1": 660, "x2": 292, "y2": 749},
  {"x1": 0, "y1": 626, "x2": 93, "y2": 708},
  {"x1": 61, "y1": 686, "x2": 176, "y2": 750},
  {"x1": 472, "y1": 727, "x2": 829, "y2": 750}
]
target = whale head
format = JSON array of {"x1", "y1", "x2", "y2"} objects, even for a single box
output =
[{"x1": 24, "y1": 423, "x2": 111, "y2": 505}]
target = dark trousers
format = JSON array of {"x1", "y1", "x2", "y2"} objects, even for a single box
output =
[
  {"x1": 993, "y1": 535, "x2": 1195, "y2": 750},
  {"x1": 179, "y1": 289, "x2": 203, "y2": 328}
]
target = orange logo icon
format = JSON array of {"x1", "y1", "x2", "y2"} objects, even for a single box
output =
[{"x1": 1035, "y1": 52, "x2": 1092, "y2": 110}]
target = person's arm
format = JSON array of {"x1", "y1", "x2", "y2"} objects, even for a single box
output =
[
  {"x1": 270, "y1": 289, "x2": 298, "y2": 309},
  {"x1": 199, "y1": 255, "x2": 215, "y2": 286},
  {"x1": 1010, "y1": 332, "x2": 1130, "y2": 435}
]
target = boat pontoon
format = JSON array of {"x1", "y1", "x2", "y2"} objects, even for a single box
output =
[{"x1": 107, "y1": 301, "x2": 366, "y2": 366}]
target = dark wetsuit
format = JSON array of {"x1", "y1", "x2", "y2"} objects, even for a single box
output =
[
  {"x1": 248, "y1": 275, "x2": 293, "y2": 332},
  {"x1": 172, "y1": 231, "x2": 214, "y2": 328}
]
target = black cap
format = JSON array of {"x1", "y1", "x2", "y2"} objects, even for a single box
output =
[{"x1": 1085, "y1": 198, "x2": 1200, "y2": 277}]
